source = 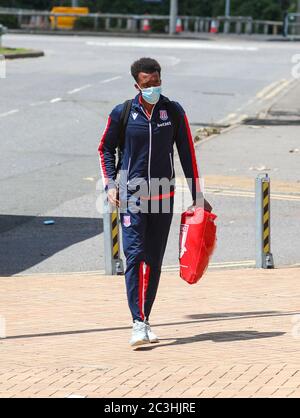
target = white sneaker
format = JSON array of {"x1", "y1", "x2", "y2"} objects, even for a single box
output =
[
  {"x1": 144, "y1": 320, "x2": 159, "y2": 343},
  {"x1": 129, "y1": 320, "x2": 149, "y2": 347}
]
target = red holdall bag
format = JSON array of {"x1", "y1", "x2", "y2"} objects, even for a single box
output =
[{"x1": 179, "y1": 207, "x2": 217, "y2": 284}]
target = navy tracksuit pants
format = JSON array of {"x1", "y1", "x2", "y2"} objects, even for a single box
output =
[{"x1": 120, "y1": 197, "x2": 174, "y2": 322}]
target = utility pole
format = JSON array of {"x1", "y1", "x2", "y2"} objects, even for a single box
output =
[
  {"x1": 169, "y1": 0, "x2": 178, "y2": 35},
  {"x1": 225, "y1": 0, "x2": 231, "y2": 17},
  {"x1": 224, "y1": 0, "x2": 231, "y2": 34},
  {"x1": 297, "y1": 0, "x2": 300, "y2": 35}
]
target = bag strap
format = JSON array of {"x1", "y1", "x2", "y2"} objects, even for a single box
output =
[
  {"x1": 116, "y1": 99, "x2": 132, "y2": 173},
  {"x1": 119, "y1": 99, "x2": 132, "y2": 151},
  {"x1": 167, "y1": 101, "x2": 181, "y2": 141}
]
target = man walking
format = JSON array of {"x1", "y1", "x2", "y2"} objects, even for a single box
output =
[{"x1": 98, "y1": 57, "x2": 212, "y2": 347}]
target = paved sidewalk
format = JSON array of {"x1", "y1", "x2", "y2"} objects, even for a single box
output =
[{"x1": 1, "y1": 267, "x2": 300, "y2": 398}]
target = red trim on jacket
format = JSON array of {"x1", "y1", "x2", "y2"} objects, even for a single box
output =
[
  {"x1": 98, "y1": 116, "x2": 112, "y2": 186},
  {"x1": 184, "y1": 114, "x2": 201, "y2": 194},
  {"x1": 138, "y1": 261, "x2": 145, "y2": 321},
  {"x1": 141, "y1": 191, "x2": 175, "y2": 201},
  {"x1": 143, "y1": 264, "x2": 151, "y2": 318}
]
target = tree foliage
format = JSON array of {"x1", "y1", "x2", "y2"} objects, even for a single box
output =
[{"x1": 0, "y1": 0, "x2": 297, "y2": 20}]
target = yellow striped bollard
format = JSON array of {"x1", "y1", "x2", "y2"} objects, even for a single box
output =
[
  {"x1": 255, "y1": 174, "x2": 274, "y2": 268},
  {"x1": 103, "y1": 195, "x2": 124, "y2": 275}
]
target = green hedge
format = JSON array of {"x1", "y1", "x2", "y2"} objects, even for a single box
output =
[
  {"x1": 150, "y1": 19, "x2": 168, "y2": 33},
  {"x1": 72, "y1": 17, "x2": 168, "y2": 33},
  {"x1": 73, "y1": 16, "x2": 105, "y2": 31},
  {"x1": 74, "y1": 16, "x2": 94, "y2": 30},
  {"x1": 0, "y1": 15, "x2": 20, "y2": 29}
]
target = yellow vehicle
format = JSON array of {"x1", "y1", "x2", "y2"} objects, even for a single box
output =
[{"x1": 50, "y1": 7, "x2": 89, "y2": 29}]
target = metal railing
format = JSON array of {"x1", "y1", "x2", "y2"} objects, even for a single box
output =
[
  {"x1": 284, "y1": 13, "x2": 300, "y2": 37},
  {"x1": 0, "y1": 23, "x2": 7, "y2": 47},
  {"x1": 0, "y1": 8, "x2": 284, "y2": 36}
]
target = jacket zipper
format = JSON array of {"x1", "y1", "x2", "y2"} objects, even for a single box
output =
[
  {"x1": 169, "y1": 153, "x2": 174, "y2": 179},
  {"x1": 140, "y1": 104, "x2": 156, "y2": 198},
  {"x1": 148, "y1": 122, "x2": 152, "y2": 197},
  {"x1": 126, "y1": 157, "x2": 131, "y2": 185}
]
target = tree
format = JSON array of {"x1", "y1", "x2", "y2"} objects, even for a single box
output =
[{"x1": 0, "y1": 0, "x2": 294, "y2": 19}]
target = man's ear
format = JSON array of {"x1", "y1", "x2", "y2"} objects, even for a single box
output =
[{"x1": 134, "y1": 83, "x2": 141, "y2": 91}]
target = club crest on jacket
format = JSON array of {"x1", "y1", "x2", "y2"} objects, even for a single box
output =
[
  {"x1": 123, "y1": 215, "x2": 131, "y2": 227},
  {"x1": 160, "y1": 110, "x2": 168, "y2": 121}
]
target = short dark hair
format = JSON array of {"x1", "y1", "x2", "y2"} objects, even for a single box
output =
[{"x1": 131, "y1": 57, "x2": 161, "y2": 82}]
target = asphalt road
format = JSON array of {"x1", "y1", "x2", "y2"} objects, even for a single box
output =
[{"x1": 0, "y1": 34, "x2": 299, "y2": 275}]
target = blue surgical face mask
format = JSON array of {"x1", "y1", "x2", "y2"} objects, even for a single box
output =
[{"x1": 139, "y1": 85, "x2": 162, "y2": 105}]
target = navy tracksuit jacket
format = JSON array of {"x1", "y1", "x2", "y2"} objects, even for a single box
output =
[{"x1": 98, "y1": 93, "x2": 201, "y2": 322}]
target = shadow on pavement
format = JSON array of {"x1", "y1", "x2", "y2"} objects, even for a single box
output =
[
  {"x1": 135, "y1": 330, "x2": 286, "y2": 351},
  {"x1": 186, "y1": 311, "x2": 278, "y2": 320},
  {"x1": 0, "y1": 215, "x2": 103, "y2": 276},
  {"x1": 3, "y1": 311, "x2": 298, "y2": 341}
]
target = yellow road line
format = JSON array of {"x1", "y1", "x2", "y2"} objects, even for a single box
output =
[
  {"x1": 256, "y1": 80, "x2": 283, "y2": 99},
  {"x1": 209, "y1": 260, "x2": 255, "y2": 265},
  {"x1": 264, "y1": 79, "x2": 291, "y2": 100},
  {"x1": 176, "y1": 186, "x2": 300, "y2": 202},
  {"x1": 162, "y1": 260, "x2": 256, "y2": 271},
  {"x1": 215, "y1": 79, "x2": 292, "y2": 128},
  {"x1": 13, "y1": 261, "x2": 300, "y2": 278}
]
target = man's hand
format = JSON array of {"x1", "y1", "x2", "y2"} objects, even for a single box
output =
[
  {"x1": 107, "y1": 187, "x2": 120, "y2": 208},
  {"x1": 193, "y1": 196, "x2": 213, "y2": 213}
]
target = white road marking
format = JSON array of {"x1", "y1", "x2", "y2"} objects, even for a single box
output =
[
  {"x1": 50, "y1": 98, "x2": 62, "y2": 103},
  {"x1": 68, "y1": 84, "x2": 91, "y2": 94},
  {"x1": 0, "y1": 109, "x2": 19, "y2": 117},
  {"x1": 29, "y1": 101, "x2": 47, "y2": 106},
  {"x1": 83, "y1": 177, "x2": 96, "y2": 182},
  {"x1": 86, "y1": 40, "x2": 258, "y2": 52},
  {"x1": 100, "y1": 76, "x2": 122, "y2": 84},
  {"x1": 166, "y1": 56, "x2": 181, "y2": 66}
]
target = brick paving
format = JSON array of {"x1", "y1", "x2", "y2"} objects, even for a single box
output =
[{"x1": 0, "y1": 267, "x2": 300, "y2": 398}]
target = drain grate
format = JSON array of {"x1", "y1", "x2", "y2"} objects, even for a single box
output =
[
  {"x1": 242, "y1": 118, "x2": 300, "y2": 126},
  {"x1": 268, "y1": 110, "x2": 300, "y2": 117}
]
